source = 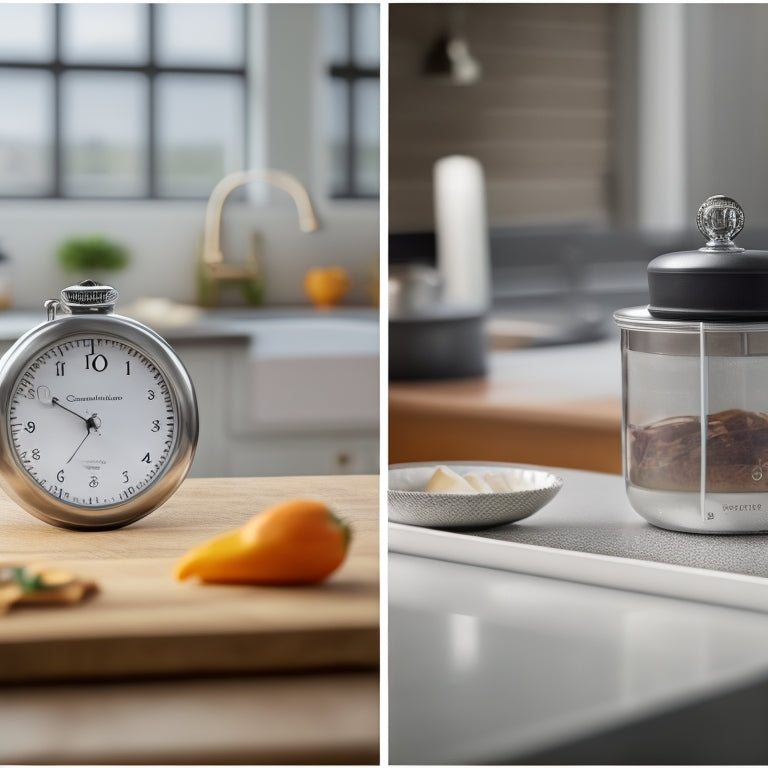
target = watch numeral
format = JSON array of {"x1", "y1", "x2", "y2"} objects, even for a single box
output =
[
  {"x1": 85, "y1": 353, "x2": 108, "y2": 372},
  {"x1": 24, "y1": 421, "x2": 35, "y2": 434},
  {"x1": 57, "y1": 470, "x2": 65, "y2": 483},
  {"x1": 151, "y1": 419, "x2": 160, "y2": 432},
  {"x1": 147, "y1": 389, "x2": 155, "y2": 400},
  {"x1": 89, "y1": 476, "x2": 98, "y2": 488},
  {"x1": 125, "y1": 361, "x2": 131, "y2": 375},
  {"x1": 31, "y1": 449, "x2": 40, "y2": 461},
  {"x1": 122, "y1": 471, "x2": 129, "y2": 483},
  {"x1": 141, "y1": 452, "x2": 151, "y2": 464},
  {"x1": 55, "y1": 361, "x2": 65, "y2": 376}
]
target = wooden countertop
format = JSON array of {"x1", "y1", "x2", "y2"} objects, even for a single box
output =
[
  {"x1": 389, "y1": 342, "x2": 623, "y2": 474},
  {"x1": 0, "y1": 474, "x2": 379, "y2": 765}
]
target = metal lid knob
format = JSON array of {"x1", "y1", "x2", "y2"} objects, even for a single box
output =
[
  {"x1": 696, "y1": 195, "x2": 745, "y2": 250},
  {"x1": 645, "y1": 195, "x2": 768, "y2": 320},
  {"x1": 60, "y1": 280, "x2": 118, "y2": 314}
]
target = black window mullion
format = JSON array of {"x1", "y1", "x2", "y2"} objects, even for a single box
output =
[
  {"x1": 345, "y1": 6, "x2": 357, "y2": 198},
  {"x1": 327, "y1": 5, "x2": 379, "y2": 200},
  {"x1": 0, "y1": 4, "x2": 250, "y2": 201}
]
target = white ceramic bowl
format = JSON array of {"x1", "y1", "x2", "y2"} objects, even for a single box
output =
[{"x1": 388, "y1": 461, "x2": 563, "y2": 529}]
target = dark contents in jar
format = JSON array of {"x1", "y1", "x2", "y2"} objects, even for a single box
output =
[{"x1": 629, "y1": 409, "x2": 768, "y2": 492}]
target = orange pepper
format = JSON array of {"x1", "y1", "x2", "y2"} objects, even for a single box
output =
[
  {"x1": 303, "y1": 266, "x2": 351, "y2": 308},
  {"x1": 174, "y1": 499, "x2": 351, "y2": 585}
]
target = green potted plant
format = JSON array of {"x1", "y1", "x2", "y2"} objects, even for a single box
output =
[{"x1": 57, "y1": 234, "x2": 130, "y2": 283}]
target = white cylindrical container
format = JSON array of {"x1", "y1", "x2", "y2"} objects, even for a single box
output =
[{"x1": 433, "y1": 155, "x2": 491, "y2": 312}]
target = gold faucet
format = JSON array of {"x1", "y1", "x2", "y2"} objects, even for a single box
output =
[{"x1": 198, "y1": 169, "x2": 320, "y2": 306}]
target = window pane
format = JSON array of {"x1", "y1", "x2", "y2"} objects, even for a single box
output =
[
  {"x1": 326, "y1": 79, "x2": 349, "y2": 197},
  {"x1": 61, "y1": 4, "x2": 148, "y2": 64},
  {"x1": 155, "y1": 74, "x2": 244, "y2": 198},
  {"x1": 0, "y1": 70, "x2": 53, "y2": 195},
  {"x1": 322, "y1": 5, "x2": 349, "y2": 63},
  {"x1": 155, "y1": 5, "x2": 244, "y2": 68},
  {"x1": 353, "y1": 5, "x2": 379, "y2": 68},
  {"x1": 61, "y1": 72, "x2": 147, "y2": 197},
  {"x1": 354, "y1": 79, "x2": 379, "y2": 196},
  {"x1": 0, "y1": 4, "x2": 54, "y2": 62}
]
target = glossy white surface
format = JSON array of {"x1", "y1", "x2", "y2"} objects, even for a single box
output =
[{"x1": 390, "y1": 552, "x2": 768, "y2": 764}]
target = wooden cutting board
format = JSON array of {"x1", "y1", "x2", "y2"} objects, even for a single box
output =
[{"x1": 0, "y1": 475, "x2": 379, "y2": 684}]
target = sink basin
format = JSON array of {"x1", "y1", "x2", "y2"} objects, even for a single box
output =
[
  {"x1": 487, "y1": 305, "x2": 607, "y2": 349},
  {"x1": 248, "y1": 317, "x2": 378, "y2": 358},
  {"x1": 219, "y1": 310, "x2": 380, "y2": 432},
  {"x1": 206, "y1": 307, "x2": 379, "y2": 357}
]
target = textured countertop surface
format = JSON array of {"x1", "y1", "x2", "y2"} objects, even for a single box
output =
[
  {"x1": 389, "y1": 466, "x2": 768, "y2": 764},
  {"x1": 451, "y1": 467, "x2": 768, "y2": 578}
]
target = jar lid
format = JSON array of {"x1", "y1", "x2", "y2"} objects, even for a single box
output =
[{"x1": 648, "y1": 195, "x2": 768, "y2": 320}]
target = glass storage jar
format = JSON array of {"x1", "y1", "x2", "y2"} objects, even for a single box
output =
[{"x1": 615, "y1": 195, "x2": 768, "y2": 532}]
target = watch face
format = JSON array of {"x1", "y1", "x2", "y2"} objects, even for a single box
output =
[{"x1": 7, "y1": 333, "x2": 178, "y2": 509}]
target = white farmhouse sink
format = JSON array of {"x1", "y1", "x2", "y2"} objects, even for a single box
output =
[
  {"x1": 246, "y1": 316, "x2": 378, "y2": 358},
  {"x1": 223, "y1": 312, "x2": 380, "y2": 433}
]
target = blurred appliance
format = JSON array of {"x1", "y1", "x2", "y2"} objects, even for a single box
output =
[{"x1": 388, "y1": 263, "x2": 486, "y2": 381}]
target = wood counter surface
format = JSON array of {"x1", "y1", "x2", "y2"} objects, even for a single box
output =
[
  {"x1": 390, "y1": 343, "x2": 623, "y2": 474},
  {"x1": 0, "y1": 474, "x2": 379, "y2": 765}
]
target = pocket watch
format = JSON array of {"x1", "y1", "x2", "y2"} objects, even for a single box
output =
[{"x1": 0, "y1": 281, "x2": 198, "y2": 530}]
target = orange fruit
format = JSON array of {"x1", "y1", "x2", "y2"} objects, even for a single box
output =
[
  {"x1": 174, "y1": 499, "x2": 351, "y2": 585},
  {"x1": 303, "y1": 266, "x2": 350, "y2": 308}
]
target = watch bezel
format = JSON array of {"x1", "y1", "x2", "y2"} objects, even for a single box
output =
[{"x1": 0, "y1": 313, "x2": 198, "y2": 530}]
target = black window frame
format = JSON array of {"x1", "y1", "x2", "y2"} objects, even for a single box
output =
[
  {"x1": 0, "y1": 3, "x2": 249, "y2": 201},
  {"x1": 327, "y1": 4, "x2": 380, "y2": 201}
]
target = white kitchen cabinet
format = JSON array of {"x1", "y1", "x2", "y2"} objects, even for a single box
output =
[
  {"x1": 225, "y1": 432, "x2": 379, "y2": 477},
  {"x1": 170, "y1": 338, "x2": 247, "y2": 479},
  {"x1": 174, "y1": 336, "x2": 379, "y2": 478}
]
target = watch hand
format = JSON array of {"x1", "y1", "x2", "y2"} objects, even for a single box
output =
[
  {"x1": 65, "y1": 431, "x2": 91, "y2": 464},
  {"x1": 65, "y1": 414, "x2": 100, "y2": 464},
  {"x1": 51, "y1": 397, "x2": 89, "y2": 425}
]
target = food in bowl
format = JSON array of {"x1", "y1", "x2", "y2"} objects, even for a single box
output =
[{"x1": 425, "y1": 464, "x2": 540, "y2": 494}]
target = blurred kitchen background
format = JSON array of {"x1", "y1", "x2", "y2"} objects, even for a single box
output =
[
  {"x1": 390, "y1": 3, "x2": 768, "y2": 339},
  {"x1": 388, "y1": 3, "x2": 768, "y2": 471},
  {"x1": 0, "y1": 3, "x2": 380, "y2": 478}
]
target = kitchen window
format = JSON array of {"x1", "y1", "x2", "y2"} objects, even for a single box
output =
[
  {"x1": 323, "y1": 3, "x2": 380, "y2": 199},
  {"x1": 0, "y1": 3, "x2": 247, "y2": 200}
]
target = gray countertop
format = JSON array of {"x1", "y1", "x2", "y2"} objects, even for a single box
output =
[
  {"x1": 389, "y1": 467, "x2": 768, "y2": 764},
  {"x1": 452, "y1": 468, "x2": 768, "y2": 579}
]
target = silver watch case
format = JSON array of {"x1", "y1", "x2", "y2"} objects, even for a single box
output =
[{"x1": 0, "y1": 312, "x2": 198, "y2": 530}]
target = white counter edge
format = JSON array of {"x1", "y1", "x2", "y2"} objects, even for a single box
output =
[{"x1": 389, "y1": 521, "x2": 768, "y2": 614}]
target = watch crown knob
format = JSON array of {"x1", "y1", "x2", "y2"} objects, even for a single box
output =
[
  {"x1": 697, "y1": 195, "x2": 745, "y2": 250},
  {"x1": 61, "y1": 280, "x2": 118, "y2": 314}
]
